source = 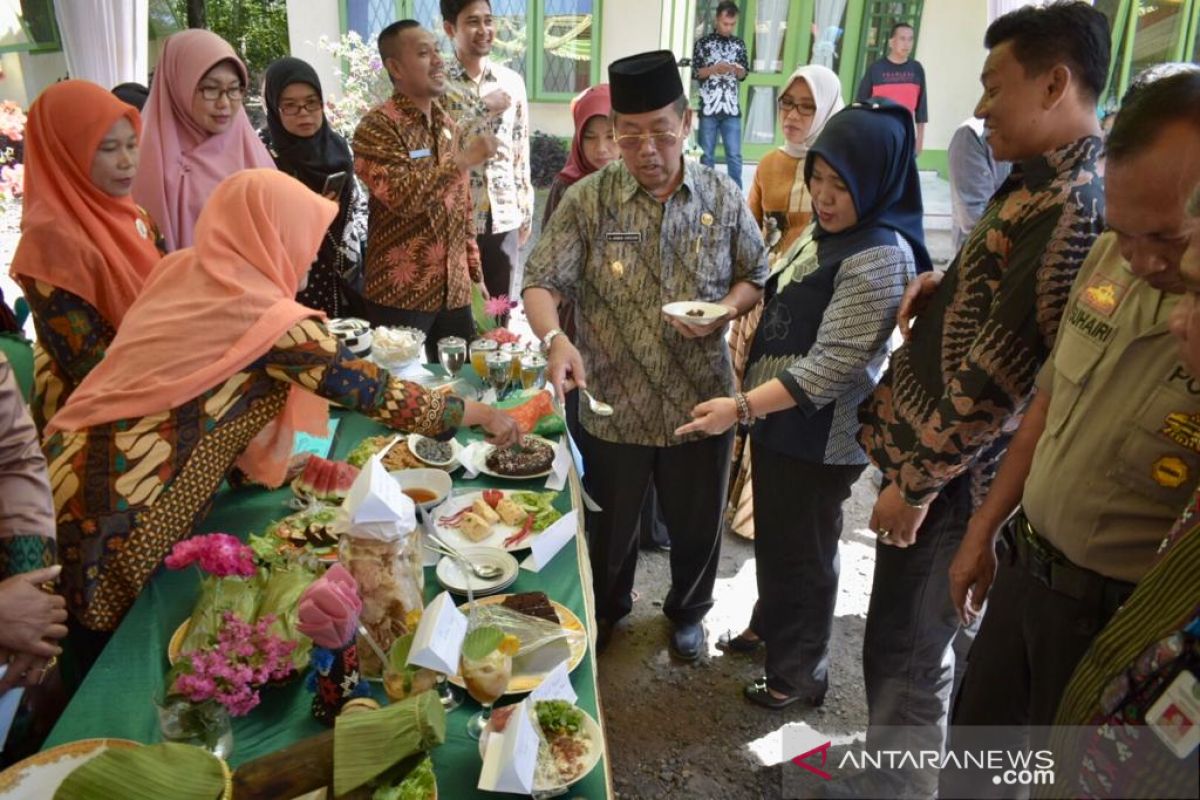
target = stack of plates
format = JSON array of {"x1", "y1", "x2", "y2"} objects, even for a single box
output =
[{"x1": 434, "y1": 546, "x2": 519, "y2": 596}]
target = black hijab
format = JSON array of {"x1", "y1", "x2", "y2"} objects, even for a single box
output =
[
  {"x1": 804, "y1": 99, "x2": 932, "y2": 274},
  {"x1": 112, "y1": 82, "x2": 149, "y2": 111},
  {"x1": 262, "y1": 57, "x2": 353, "y2": 195}
]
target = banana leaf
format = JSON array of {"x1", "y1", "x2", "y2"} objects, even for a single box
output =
[
  {"x1": 54, "y1": 743, "x2": 226, "y2": 800},
  {"x1": 333, "y1": 690, "x2": 446, "y2": 796},
  {"x1": 179, "y1": 574, "x2": 263, "y2": 655}
]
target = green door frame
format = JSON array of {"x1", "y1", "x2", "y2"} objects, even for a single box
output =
[{"x1": 1108, "y1": 0, "x2": 1199, "y2": 106}]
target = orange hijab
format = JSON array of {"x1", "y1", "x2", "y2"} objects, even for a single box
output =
[
  {"x1": 48, "y1": 170, "x2": 338, "y2": 487},
  {"x1": 10, "y1": 80, "x2": 162, "y2": 326}
]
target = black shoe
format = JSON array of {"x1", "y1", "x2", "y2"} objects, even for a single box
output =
[
  {"x1": 715, "y1": 630, "x2": 763, "y2": 653},
  {"x1": 669, "y1": 622, "x2": 705, "y2": 661},
  {"x1": 595, "y1": 619, "x2": 614, "y2": 654},
  {"x1": 639, "y1": 537, "x2": 671, "y2": 553},
  {"x1": 744, "y1": 677, "x2": 825, "y2": 709}
]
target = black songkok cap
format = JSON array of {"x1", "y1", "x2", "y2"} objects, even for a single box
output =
[{"x1": 608, "y1": 50, "x2": 684, "y2": 114}]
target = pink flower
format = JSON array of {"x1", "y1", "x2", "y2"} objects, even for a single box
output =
[
  {"x1": 484, "y1": 294, "x2": 518, "y2": 318},
  {"x1": 165, "y1": 533, "x2": 256, "y2": 578}
]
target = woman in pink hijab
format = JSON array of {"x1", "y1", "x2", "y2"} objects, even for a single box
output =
[{"x1": 133, "y1": 29, "x2": 275, "y2": 250}]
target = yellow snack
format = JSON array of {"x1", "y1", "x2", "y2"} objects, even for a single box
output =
[
  {"x1": 460, "y1": 512, "x2": 492, "y2": 542},
  {"x1": 495, "y1": 497, "x2": 526, "y2": 527},
  {"x1": 498, "y1": 634, "x2": 521, "y2": 656},
  {"x1": 471, "y1": 497, "x2": 501, "y2": 524}
]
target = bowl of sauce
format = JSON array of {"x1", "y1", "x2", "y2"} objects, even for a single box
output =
[{"x1": 389, "y1": 467, "x2": 452, "y2": 511}]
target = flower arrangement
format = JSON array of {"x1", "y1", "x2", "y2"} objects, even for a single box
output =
[
  {"x1": 0, "y1": 100, "x2": 26, "y2": 208},
  {"x1": 318, "y1": 32, "x2": 394, "y2": 139},
  {"x1": 171, "y1": 611, "x2": 297, "y2": 716}
]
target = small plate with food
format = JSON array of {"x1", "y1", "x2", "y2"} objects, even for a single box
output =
[
  {"x1": 347, "y1": 435, "x2": 455, "y2": 473},
  {"x1": 407, "y1": 434, "x2": 462, "y2": 469},
  {"x1": 477, "y1": 435, "x2": 557, "y2": 480},
  {"x1": 480, "y1": 701, "x2": 603, "y2": 792},
  {"x1": 432, "y1": 489, "x2": 563, "y2": 552},
  {"x1": 662, "y1": 300, "x2": 730, "y2": 324},
  {"x1": 259, "y1": 503, "x2": 341, "y2": 562}
]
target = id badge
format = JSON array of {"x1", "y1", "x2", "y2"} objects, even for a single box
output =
[{"x1": 1146, "y1": 669, "x2": 1200, "y2": 758}]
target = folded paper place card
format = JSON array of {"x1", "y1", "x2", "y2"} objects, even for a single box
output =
[
  {"x1": 478, "y1": 699, "x2": 539, "y2": 795},
  {"x1": 406, "y1": 591, "x2": 468, "y2": 675},
  {"x1": 529, "y1": 659, "x2": 577, "y2": 705},
  {"x1": 345, "y1": 455, "x2": 414, "y2": 525},
  {"x1": 544, "y1": 438, "x2": 572, "y2": 492},
  {"x1": 458, "y1": 442, "x2": 486, "y2": 479},
  {"x1": 520, "y1": 510, "x2": 577, "y2": 573}
]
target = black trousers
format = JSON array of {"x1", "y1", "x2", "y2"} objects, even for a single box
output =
[
  {"x1": 752, "y1": 445, "x2": 864, "y2": 697},
  {"x1": 577, "y1": 428, "x2": 733, "y2": 625},
  {"x1": 478, "y1": 214, "x2": 519, "y2": 325},
  {"x1": 361, "y1": 300, "x2": 474, "y2": 363},
  {"x1": 940, "y1": 556, "x2": 1122, "y2": 798}
]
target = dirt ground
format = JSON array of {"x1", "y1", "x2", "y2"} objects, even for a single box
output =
[{"x1": 596, "y1": 472, "x2": 880, "y2": 800}]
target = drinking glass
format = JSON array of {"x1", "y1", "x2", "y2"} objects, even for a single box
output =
[
  {"x1": 437, "y1": 336, "x2": 467, "y2": 378},
  {"x1": 485, "y1": 350, "x2": 514, "y2": 396},
  {"x1": 470, "y1": 339, "x2": 498, "y2": 378},
  {"x1": 500, "y1": 343, "x2": 525, "y2": 381},
  {"x1": 461, "y1": 648, "x2": 513, "y2": 739},
  {"x1": 519, "y1": 353, "x2": 547, "y2": 390}
]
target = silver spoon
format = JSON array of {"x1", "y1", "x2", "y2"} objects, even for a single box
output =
[
  {"x1": 582, "y1": 389, "x2": 613, "y2": 417},
  {"x1": 419, "y1": 507, "x2": 504, "y2": 580}
]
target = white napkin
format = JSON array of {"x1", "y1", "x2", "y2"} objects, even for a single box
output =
[
  {"x1": 458, "y1": 441, "x2": 487, "y2": 479},
  {"x1": 334, "y1": 454, "x2": 416, "y2": 541},
  {"x1": 543, "y1": 438, "x2": 572, "y2": 492},
  {"x1": 519, "y1": 510, "x2": 577, "y2": 573}
]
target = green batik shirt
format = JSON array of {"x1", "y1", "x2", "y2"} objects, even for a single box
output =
[{"x1": 523, "y1": 159, "x2": 768, "y2": 447}]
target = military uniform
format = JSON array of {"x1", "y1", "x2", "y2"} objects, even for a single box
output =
[{"x1": 949, "y1": 231, "x2": 1200, "y2": 753}]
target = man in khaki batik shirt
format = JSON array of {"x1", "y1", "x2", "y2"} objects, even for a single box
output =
[
  {"x1": 943, "y1": 70, "x2": 1200, "y2": 792},
  {"x1": 523, "y1": 50, "x2": 767, "y2": 661}
]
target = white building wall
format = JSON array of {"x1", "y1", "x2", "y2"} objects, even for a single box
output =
[{"x1": 915, "y1": 0, "x2": 989, "y2": 153}]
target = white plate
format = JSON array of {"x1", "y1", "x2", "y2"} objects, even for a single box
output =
[
  {"x1": 662, "y1": 300, "x2": 729, "y2": 323},
  {"x1": 407, "y1": 434, "x2": 462, "y2": 468},
  {"x1": 475, "y1": 436, "x2": 557, "y2": 480},
  {"x1": 432, "y1": 491, "x2": 532, "y2": 552},
  {"x1": 435, "y1": 546, "x2": 519, "y2": 596},
  {"x1": 0, "y1": 739, "x2": 142, "y2": 798},
  {"x1": 478, "y1": 703, "x2": 604, "y2": 792}
]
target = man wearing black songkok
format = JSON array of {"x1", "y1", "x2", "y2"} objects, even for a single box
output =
[{"x1": 522, "y1": 50, "x2": 768, "y2": 660}]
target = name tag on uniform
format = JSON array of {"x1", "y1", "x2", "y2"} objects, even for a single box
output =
[
  {"x1": 409, "y1": 148, "x2": 433, "y2": 159},
  {"x1": 605, "y1": 232, "x2": 643, "y2": 243}
]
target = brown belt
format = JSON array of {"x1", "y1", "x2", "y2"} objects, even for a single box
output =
[{"x1": 1005, "y1": 510, "x2": 1134, "y2": 617}]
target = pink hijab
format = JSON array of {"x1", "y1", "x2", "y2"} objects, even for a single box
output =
[
  {"x1": 49, "y1": 170, "x2": 338, "y2": 487},
  {"x1": 133, "y1": 30, "x2": 276, "y2": 251}
]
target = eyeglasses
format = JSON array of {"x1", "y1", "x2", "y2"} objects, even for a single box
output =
[
  {"x1": 611, "y1": 121, "x2": 686, "y2": 151},
  {"x1": 197, "y1": 85, "x2": 245, "y2": 102},
  {"x1": 279, "y1": 99, "x2": 323, "y2": 116},
  {"x1": 777, "y1": 97, "x2": 816, "y2": 117}
]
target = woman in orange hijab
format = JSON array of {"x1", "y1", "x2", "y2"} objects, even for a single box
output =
[
  {"x1": 9, "y1": 80, "x2": 163, "y2": 430},
  {"x1": 44, "y1": 170, "x2": 521, "y2": 672}
]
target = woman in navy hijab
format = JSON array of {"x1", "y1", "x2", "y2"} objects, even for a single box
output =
[{"x1": 677, "y1": 99, "x2": 928, "y2": 707}]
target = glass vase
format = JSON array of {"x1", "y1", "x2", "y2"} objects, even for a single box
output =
[{"x1": 156, "y1": 696, "x2": 234, "y2": 759}]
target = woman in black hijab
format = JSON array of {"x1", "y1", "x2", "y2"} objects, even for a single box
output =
[
  {"x1": 677, "y1": 99, "x2": 928, "y2": 708},
  {"x1": 260, "y1": 57, "x2": 366, "y2": 317}
]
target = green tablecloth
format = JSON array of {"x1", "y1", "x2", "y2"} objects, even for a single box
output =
[{"x1": 44, "y1": 407, "x2": 611, "y2": 799}]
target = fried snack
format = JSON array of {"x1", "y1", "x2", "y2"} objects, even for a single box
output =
[
  {"x1": 472, "y1": 498, "x2": 501, "y2": 524},
  {"x1": 495, "y1": 497, "x2": 526, "y2": 527},
  {"x1": 460, "y1": 512, "x2": 493, "y2": 543}
]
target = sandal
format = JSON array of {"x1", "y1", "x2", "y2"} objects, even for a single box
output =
[
  {"x1": 716, "y1": 630, "x2": 763, "y2": 653},
  {"x1": 743, "y1": 680, "x2": 804, "y2": 709}
]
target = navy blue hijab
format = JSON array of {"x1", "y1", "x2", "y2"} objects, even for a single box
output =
[{"x1": 804, "y1": 99, "x2": 932, "y2": 274}]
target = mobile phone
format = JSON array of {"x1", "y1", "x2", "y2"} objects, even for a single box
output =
[{"x1": 321, "y1": 171, "x2": 348, "y2": 198}]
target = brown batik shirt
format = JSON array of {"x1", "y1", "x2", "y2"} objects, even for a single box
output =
[
  {"x1": 353, "y1": 92, "x2": 482, "y2": 312},
  {"x1": 859, "y1": 135, "x2": 1105, "y2": 507},
  {"x1": 524, "y1": 160, "x2": 768, "y2": 447}
]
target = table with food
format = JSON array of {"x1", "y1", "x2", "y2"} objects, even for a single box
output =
[{"x1": 9, "y1": 326, "x2": 610, "y2": 800}]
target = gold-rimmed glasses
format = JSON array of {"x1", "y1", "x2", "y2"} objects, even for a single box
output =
[{"x1": 612, "y1": 120, "x2": 687, "y2": 151}]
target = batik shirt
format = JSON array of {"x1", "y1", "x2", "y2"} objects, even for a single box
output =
[
  {"x1": 353, "y1": 93, "x2": 482, "y2": 312},
  {"x1": 524, "y1": 160, "x2": 768, "y2": 447},
  {"x1": 45, "y1": 318, "x2": 463, "y2": 630},
  {"x1": 443, "y1": 59, "x2": 533, "y2": 236},
  {"x1": 859, "y1": 135, "x2": 1105, "y2": 507},
  {"x1": 692, "y1": 33, "x2": 749, "y2": 117}
]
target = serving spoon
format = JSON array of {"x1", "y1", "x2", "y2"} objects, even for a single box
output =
[{"x1": 582, "y1": 390, "x2": 613, "y2": 417}]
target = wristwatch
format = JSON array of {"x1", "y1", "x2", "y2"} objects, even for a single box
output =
[{"x1": 542, "y1": 328, "x2": 568, "y2": 350}]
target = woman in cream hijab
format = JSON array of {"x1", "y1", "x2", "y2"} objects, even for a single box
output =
[{"x1": 720, "y1": 65, "x2": 844, "y2": 651}]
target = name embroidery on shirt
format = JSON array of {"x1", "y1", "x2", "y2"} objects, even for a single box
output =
[
  {"x1": 605, "y1": 232, "x2": 643, "y2": 243},
  {"x1": 1066, "y1": 303, "x2": 1116, "y2": 344},
  {"x1": 1167, "y1": 365, "x2": 1200, "y2": 396}
]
